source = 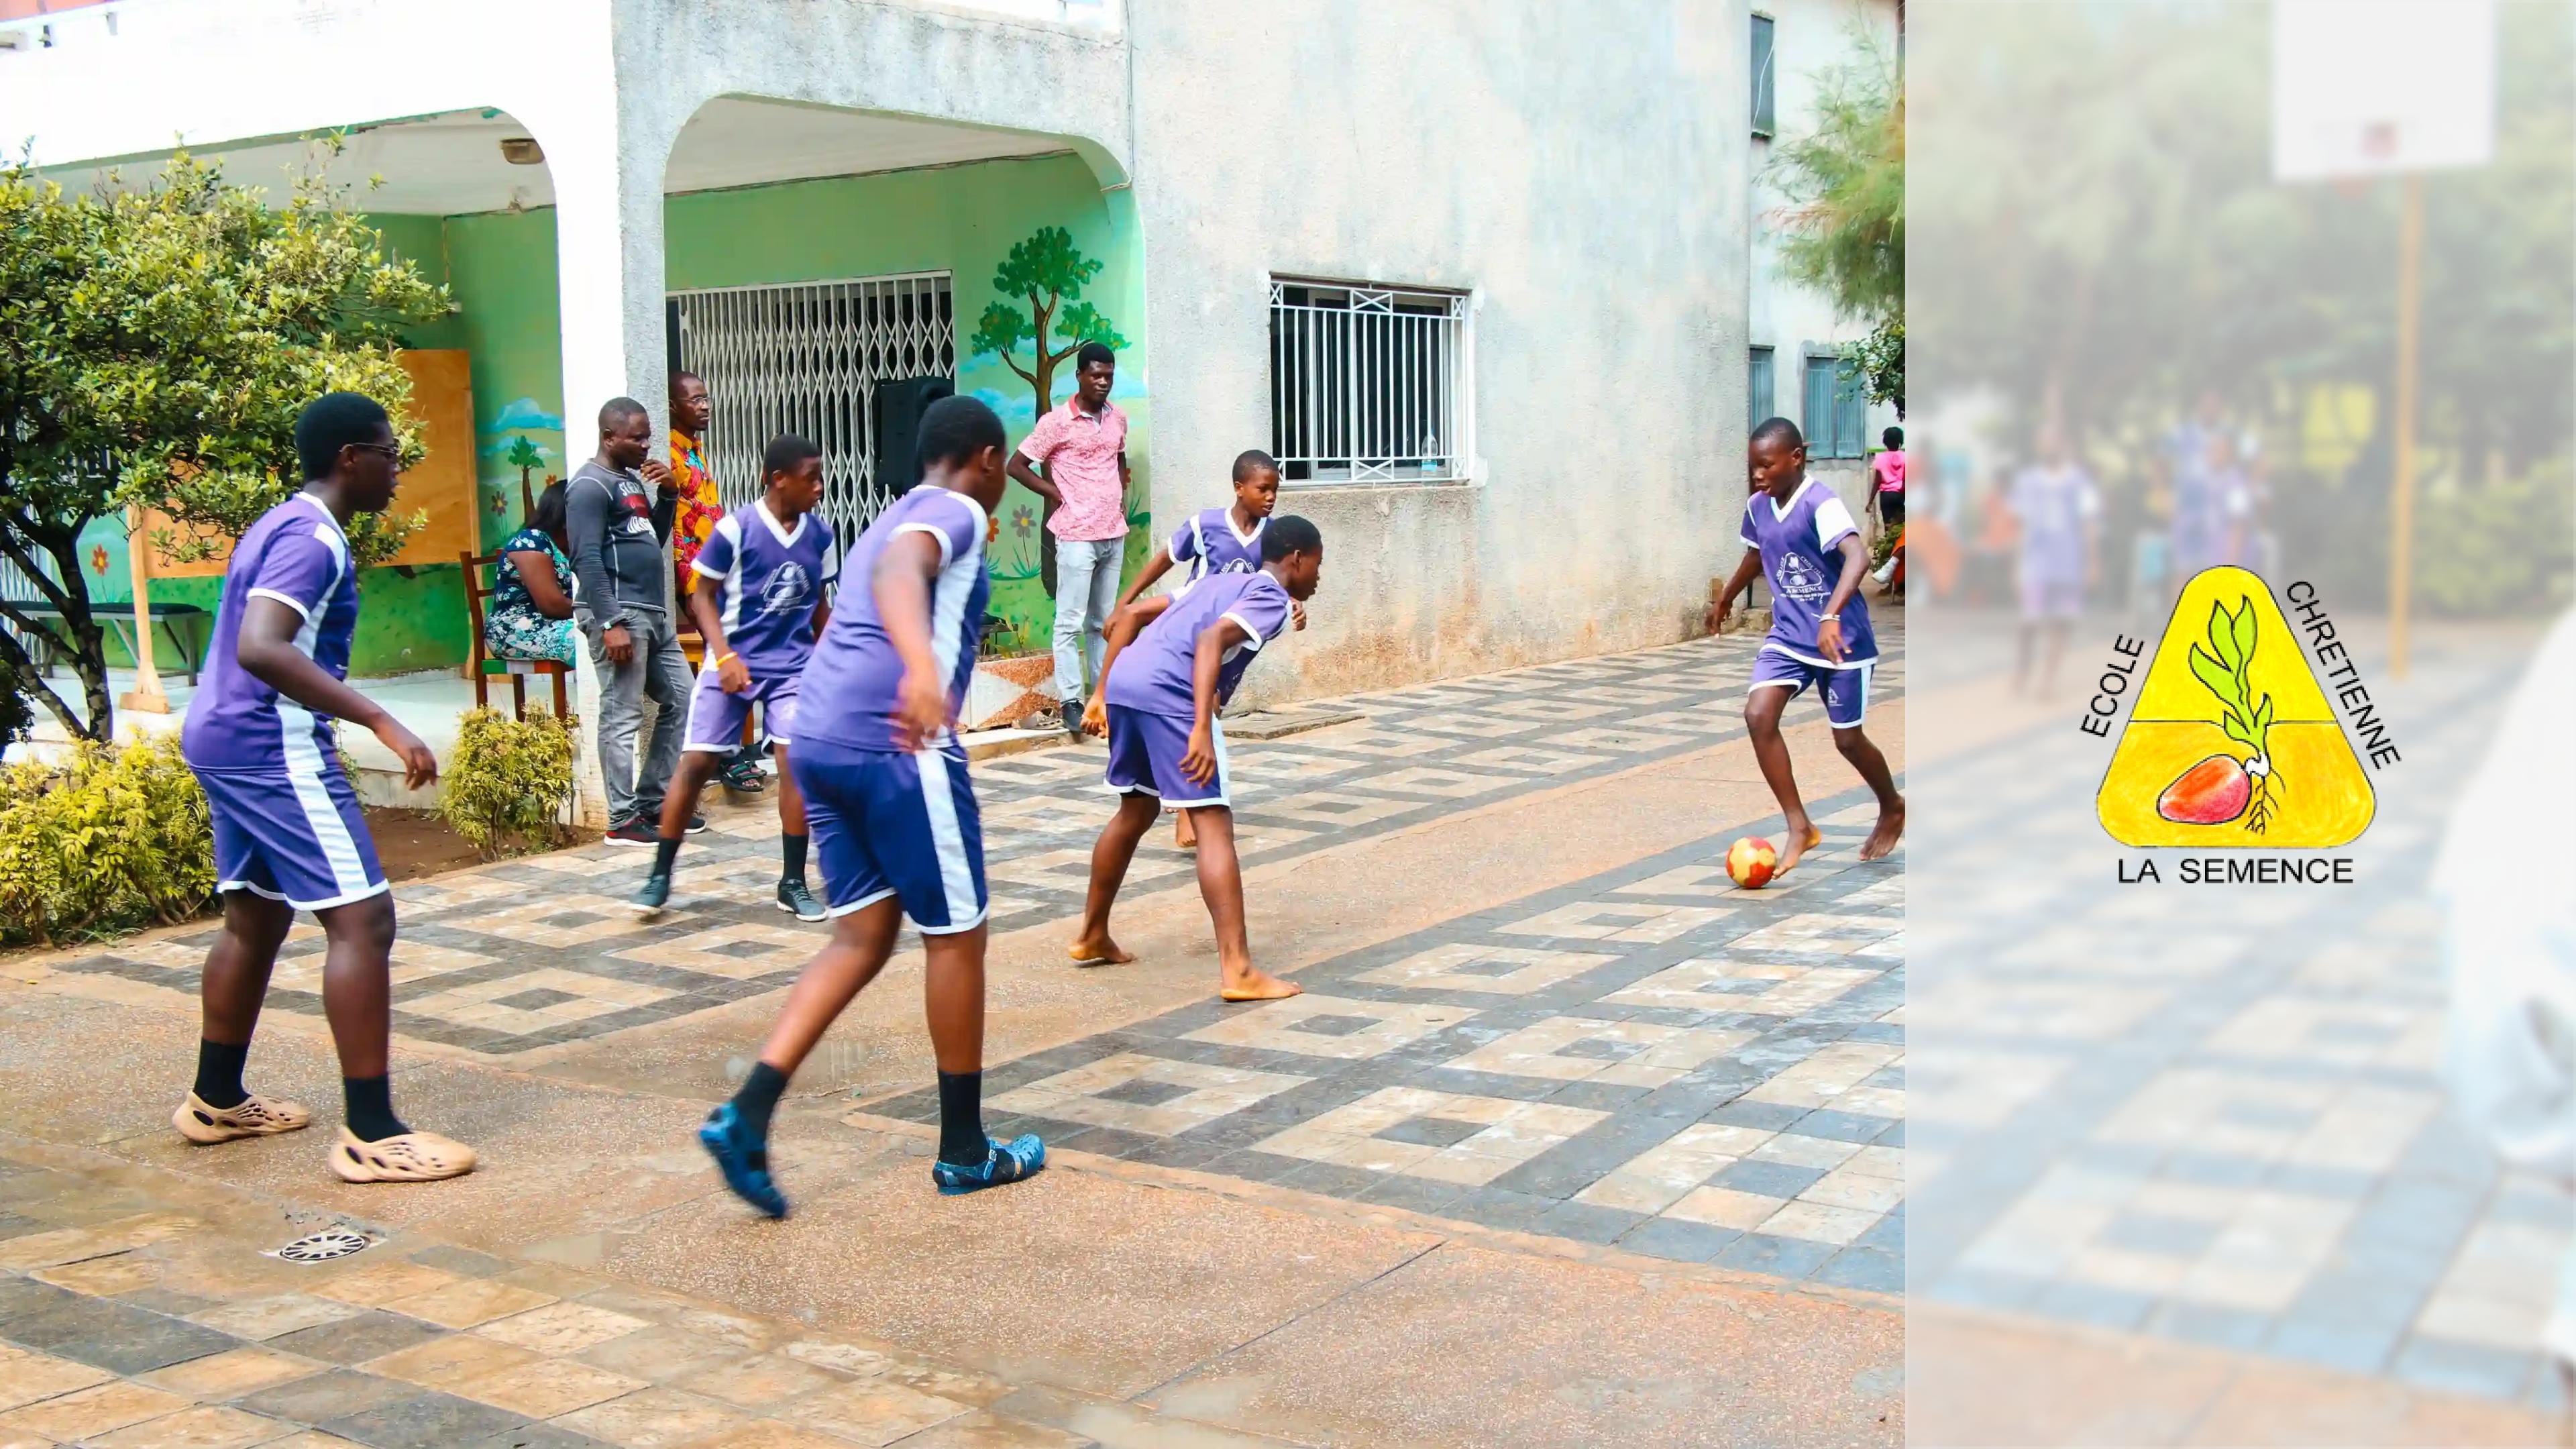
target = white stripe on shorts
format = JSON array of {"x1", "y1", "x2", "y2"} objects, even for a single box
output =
[{"x1": 914, "y1": 746, "x2": 985, "y2": 934}]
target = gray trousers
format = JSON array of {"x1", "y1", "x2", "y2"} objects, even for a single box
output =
[
  {"x1": 1053, "y1": 537, "x2": 1124, "y2": 701},
  {"x1": 583, "y1": 609, "x2": 692, "y2": 827}
]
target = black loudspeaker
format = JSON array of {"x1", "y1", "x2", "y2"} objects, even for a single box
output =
[{"x1": 871, "y1": 376, "x2": 957, "y2": 496}]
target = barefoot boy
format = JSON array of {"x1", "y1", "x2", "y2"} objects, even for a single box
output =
[
  {"x1": 1070, "y1": 517, "x2": 1323, "y2": 1001},
  {"x1": 175, "y1": 392, "x2": 475, "y2": 1183},
  {"x1": 697, "y1": 397, "x2": 1042, "y2": 1217},
  {"x1": 1106, "y1": 449, "x2": 1288, "y2": 849},
  {"x1": 632, "y1": 434, "x2": 834, "y2": 920},
  {"x1": 1708, "y1": 419, "x2": 1905, "y2": 869}
]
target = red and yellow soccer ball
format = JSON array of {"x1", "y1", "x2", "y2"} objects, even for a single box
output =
[{"x1": 1725, "y1": 836, "x2": 1778, "y2": 890}]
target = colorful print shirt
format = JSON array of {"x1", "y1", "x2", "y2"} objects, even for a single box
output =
[{"x1": 672, "y1": 430, "x2": 724, "y2": 590}]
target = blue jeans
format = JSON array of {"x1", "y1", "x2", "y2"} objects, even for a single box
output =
[{"x1": 1051, "y1": 537, "x2": 1123, "y2": 702}]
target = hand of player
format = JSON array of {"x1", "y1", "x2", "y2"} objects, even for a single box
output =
[
  {"x1": 1817, "y1": 617, "x2": 1845, "y2": 665},
  {"x1": 1082, "y1": 696, "x2": 1108, "y2": 738},
  {"x1": 602, "y1": 624, "x2": 635, "y2": 667},
  {"x1": 1291, "y1": 600, "x2": 1307, "y2": 632},
  {"x1": 639, "y1": 458, "x2": 676, "y2": 493},
  {"x1": 891, "y1": 664, "x2": 950, "y2": 751},
  {"x1": 1705, "y1": 601, "x2": 1732, "y2": 636},
  {"x1": 374, "y1": 718, "x2": 438, "y2": 791},
  {"x1": 1181, "y1": 722, "x2": 1218, "y2": 785},
  {"x1": 716, "y1": 653, "x2": 751, "y2": 694}
]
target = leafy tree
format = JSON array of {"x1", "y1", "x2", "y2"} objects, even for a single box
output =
[
  {"x1": 1769, "y1": 27, "x2": 1904, "y2": 413},
  {"x1": 967, "y1": 226, "x2": 1128, "y2": 594},
  {"x1": 0, "y1": 150, "x2": 449, "y2": 743}
]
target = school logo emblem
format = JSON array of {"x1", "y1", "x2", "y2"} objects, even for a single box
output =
[
  {"x1": 757, "y1": 562, "x2": 812, "y2": 616},
  {"x1": 2096, "y1": 566, "x2": 2373, "y2": 848},
  {"x1": 1775, "y1": 551, "x2": 1829, "y2": 604}
]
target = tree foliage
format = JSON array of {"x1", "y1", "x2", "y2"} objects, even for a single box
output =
[
  {"x1": 1770, "y1": 29, "x2": 1905, "y2": 327},
  {"x1": 0, "y1": 148, "x2": 448, "y2": 742}
]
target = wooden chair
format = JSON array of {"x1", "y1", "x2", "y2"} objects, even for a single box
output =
[{"x1": 460, "y1": 548, "x2": 572, "y2": 721}]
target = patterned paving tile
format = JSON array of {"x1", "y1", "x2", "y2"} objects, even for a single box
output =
[{"x1": 51, "y1": 629, "x2": 1904, "y2": 1071}]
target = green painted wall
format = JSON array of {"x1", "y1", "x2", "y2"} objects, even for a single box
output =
[{"x1": 93, "y1": 153, "x2": 1147, "y2": 678}]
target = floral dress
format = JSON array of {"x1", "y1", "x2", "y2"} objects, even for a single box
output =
[
  {"x1": 485, "y1": 525, "x2": 577, "y2": 665},
  {"x1": 672, "y1": 429, "x2": 724, "y2": 592}
]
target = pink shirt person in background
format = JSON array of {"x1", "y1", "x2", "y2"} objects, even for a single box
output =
[
  {"x1": 1007, "y1": 343, "x2": 1136, "y2": 728},
  {"x1": 1868, "y1": 426, "x2": 1907, "y2": 533}
]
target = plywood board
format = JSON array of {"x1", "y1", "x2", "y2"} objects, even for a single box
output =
[{"x1": 139, "y1": 350, "x2": 476, "y2": 578}]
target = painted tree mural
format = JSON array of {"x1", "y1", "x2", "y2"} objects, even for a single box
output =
[
  {"x1": 969, "y1": 226, "x2": 1127, "y2": 595},
  {"x1": 504, "y1": 435, "x2": 545, "y2": 519}
]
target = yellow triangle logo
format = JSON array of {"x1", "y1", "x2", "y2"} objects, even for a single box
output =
[{"x1": 2097, "y1": 567, "x2": 2374, "y2": 849}]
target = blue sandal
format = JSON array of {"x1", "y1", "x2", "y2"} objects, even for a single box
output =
[{"x1": 931, "y1": 1133, "x2": 1047, "y2": 1195}]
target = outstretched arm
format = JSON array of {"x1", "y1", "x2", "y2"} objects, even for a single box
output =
[
  {"x1": 238, "y1": 598, "x2": 436, "y2": 790},
  {"x1": 1815, "y1": 532, "x2": 1870, "y2": 664},
  {"x1": 1083, "y1": 594, "x2": 1173, "y2": 735},
  {"x1": 872, "y1": 532, "x2": 950, "y2": 750},
  {"x1": 1707, "y1": 549, "x2": 1764, "y2": 633},
  {"x1": 1115, "y1": 548, "x2": 1175, "y2": 612}
]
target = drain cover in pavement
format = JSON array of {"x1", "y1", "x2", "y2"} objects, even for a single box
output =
[{"x1": 268, "y1": 1228, "x2": 374, "y2": 1263}]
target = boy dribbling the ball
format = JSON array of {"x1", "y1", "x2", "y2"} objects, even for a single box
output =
[{"x1": 1707, "y1": 418, "x2": 1905, "y2": 873}]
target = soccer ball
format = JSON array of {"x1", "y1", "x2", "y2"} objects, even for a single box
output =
[{"x1": 1725, "y1": 836, "x2": 1778, "y2": 890}]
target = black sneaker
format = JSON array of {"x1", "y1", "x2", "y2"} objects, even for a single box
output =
[
  {"x1": 685, "y1": 814, "x2": 709, "y2": 835},
  {"x1": 605, "y1": 818, "x2": 658, "y2": 847},
  {"x1": 1061, "y1": 698, "x2": 1084, "y2": 737},
  {"x1": 631, "y1": 871, "x2": 672, "y2": 916},
  {"x1": 777, "y1": 879, "x2": 826, "y2": 922}
]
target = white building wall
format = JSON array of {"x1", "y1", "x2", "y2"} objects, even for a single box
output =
[
  {"x1": 1126, "y1": 0, "x2": 1748, "y2": 702},
  {"x1": 1751, "y1": 0, "x2": 1901, "y2": 527}
]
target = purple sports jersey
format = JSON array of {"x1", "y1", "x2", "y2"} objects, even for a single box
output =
[
  {"x1": 1739, "y1": 477, "x2": 1876, "y2": 667},
  {"x1": 691, "y1": 499, "x2": 835, "y2": 680},
  {"x1": 1166, "y1": 508, "x2": 1267, "y2": 592},
  {"x1": 1103, "y1": 569, "x2": 1291, "y2": 719},
  {"x1": 182, "y1": 494, "x2": 358, "y2": 772},
  {"x1": 793, "y1": 486, "x2": 987, "y2": 752}
]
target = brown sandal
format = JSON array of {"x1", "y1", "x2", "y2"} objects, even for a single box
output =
[
  {"x1": 329, "y1": 1127, "x2": 477, "y2": 1183},
  {"x1": 172, "y1": 1091, "x2": 312, "y2": 1144}
]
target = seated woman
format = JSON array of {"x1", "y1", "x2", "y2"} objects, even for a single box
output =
[{"x1": 485, "y1": 482, "x2": 576, "y2": 665}]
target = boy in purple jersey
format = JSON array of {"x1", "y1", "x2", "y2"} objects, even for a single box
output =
[
  {"x1": 2009, "y1": 423, "x2": 2100, "y2": 696},
  {"x1": 1708, "y1": 419, "x2": 1906, "y2": 871},
  {"x1": 174, "y1": 393, "x2": 475, "y2": 1183},
  {"x1": 697, "y1": 397, "x2": 1042, "y2": 1217},
  {"x1": 632, "y1": 435, "x2": 836, "y2": 921},
  {"x1": 1106, "y1": 449, "x2": 1287, "y2": 850},
  {"x1": 1069, "y1": 517, "x2": 1324, "y2": 1002}
]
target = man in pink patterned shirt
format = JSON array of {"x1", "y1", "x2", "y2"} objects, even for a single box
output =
[{"x1": 1008, "y1": 341, "x2": 1132, "y2": 734}]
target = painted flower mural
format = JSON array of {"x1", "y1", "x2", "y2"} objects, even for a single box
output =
[{"x1": 88, "y1": 545, "x2": 109, "y2": 578}]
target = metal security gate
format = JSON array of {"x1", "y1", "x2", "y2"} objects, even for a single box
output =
[{"x1": 668, "y1": 273, "x2": 956, "y2": 559}]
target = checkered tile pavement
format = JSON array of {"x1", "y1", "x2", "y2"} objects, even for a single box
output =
[
  {"x1": 861, "y1": 790, "x2": 1905, "y2": 1291},
  {"x1": 1909, "y1": 638, "x2": 2569, "y2": 1407},
  {"x1": 50, "y1": 632, "x2": 1905, "y2": 1061}
]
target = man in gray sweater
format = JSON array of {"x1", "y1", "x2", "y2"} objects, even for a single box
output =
[{"x1": 567, "y1": 396, "x2": 699, "y2": 843}]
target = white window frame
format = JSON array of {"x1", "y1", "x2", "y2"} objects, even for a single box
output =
[{"x1": 1268, "y1": 277, "x2": 1477, "y2": 488}]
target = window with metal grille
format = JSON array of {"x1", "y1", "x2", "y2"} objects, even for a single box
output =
[
  {"x1": 1803, "y1": 354, "x2": 1867, "y2": 459},
  {"x1": 667, "y1": 273, "x2": 956, "y2": 560},
  {"x1": 1269, "y1": 279, "x2": 1472, "y2": 486},
  {"x1": 1749, "y1": 346, "x2": 1776, "y2": 435},
  {"x1": 1752, "y1": 13, "x2": 1777, "y2": 137}
]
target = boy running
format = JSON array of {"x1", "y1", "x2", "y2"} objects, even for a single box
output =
[
  {"x1": 174, "y1": 392, "x2": 475, "y2": 1183},
  {"x1": 697, "y1": 397, "x2": 1041, "y2": 1216},
  {"x1": 1107, "y1": 449, "x2": 1287, "y2": 849},
  {"x1": 1067, "y1": 517, "x2": 1324, "y2": 1002},
  {"x1": 1707, "y1": 419, "x2": 1905, "y2": 871},
  {"x1": 632, "y1": 434, "x2": 835, "y2": 920}
]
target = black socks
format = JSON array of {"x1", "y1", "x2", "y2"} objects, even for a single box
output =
[
  {"x1": 342, "y1": 1076, "x2": 408, "y2": 1143},
  {"x1": 652, "y1": 836, "x2": 683, "y2": 877},
  {"x1": 731, "y1": 1061, "x2": 790, "y2": 1166},
  {"x1": 781, "y1": 833, "x2": 808, "y2": 883},
  {"x1": 192, "y1": 1039, "x2": 249, "y2": 1110},
  {"x1": 936, "y1": 1070, "x2": 989, "y2": 1167}
]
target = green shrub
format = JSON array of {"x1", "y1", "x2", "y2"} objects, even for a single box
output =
[
  {"x1": 438, "y1": 708, "x2": 576, "y2": 859},
  {"x1": 0, "y1": 735, "x2": 213, "y2": 947}
]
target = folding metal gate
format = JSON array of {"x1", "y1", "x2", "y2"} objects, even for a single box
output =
[{"x1": 667, "y1": 272, "x2": 957, "y2": 559}]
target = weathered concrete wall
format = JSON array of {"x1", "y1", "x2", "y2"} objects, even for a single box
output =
[{"x1": 1126, "y1": 0, "x2": 1748, "y2": 704}]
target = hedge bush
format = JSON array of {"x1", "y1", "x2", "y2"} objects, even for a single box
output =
[
  {"x1": 438, "y1": 708, "x2": 576, "y2": 859},
  {"x1": 0, "y1": 735, "x2": 214, "y2": 947}
]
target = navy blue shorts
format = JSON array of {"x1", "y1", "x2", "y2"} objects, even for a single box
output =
[
  {"x1": 1103, "y1": 705, "x2": 1231, "y2": 809},
  {"x1": 197, "y1": 763, "x2": 388, "y2": 912},
  {"x1": 1750, "y1": 648, "x2": 1875, "y2": 729},
  {"x1": 788, "y1": 739, "x2": 987, "y2": 932}
]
